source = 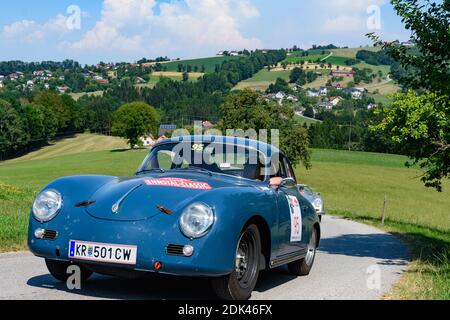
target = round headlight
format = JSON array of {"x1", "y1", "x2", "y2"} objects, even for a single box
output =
[
  {"x1": 32, "y1": 189, "x2": 62, "y2": 222},
  {"x1": 179, "y1": 203, "x2": 214, "y2": 239},
  {"x1": 313, "y1": 198, "x2": 323, "y2": 211}
]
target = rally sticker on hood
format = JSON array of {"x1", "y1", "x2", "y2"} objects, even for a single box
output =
[{"x1": 144, "y1": 178, "x2": 212, "y2": 190}]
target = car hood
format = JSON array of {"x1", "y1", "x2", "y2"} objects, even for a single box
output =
[{"x1": 85, "y1": 171, "x2": 254, "y2": 221}]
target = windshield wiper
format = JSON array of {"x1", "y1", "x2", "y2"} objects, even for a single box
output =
[
  {"x1": 136, "y1": 168, "x2": 165, "y2": 175},
  {"x1": 172, "y1": 167, "x2": 214, "y2": 175}
]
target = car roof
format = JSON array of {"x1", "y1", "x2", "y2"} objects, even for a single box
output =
[{"x1": 154, "y1": 135, "x2": 281, "y2": 158}]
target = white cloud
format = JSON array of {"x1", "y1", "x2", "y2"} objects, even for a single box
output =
[
  {"x1": 156, "y1": 0, "x2": 262, "y2": 50},
  {"x1": 236, "y1": 0, "x2": 260, "y2": 19},
  {"x1": 313, "y1": 0, "x2": 388, "y2": 34},
  {"x1": 322, "y1": 15, "x2": 366, "y2": 34},
  {"x1": 100, "y1": 0, "x2": 156, "y2": 27},
  {"x1": 1, "y1": 14, "x2": 73, "y2": 43},
  {"x1": 68, "y1": 0, "x2": 262, "y2": 57},
  {"x1": 325, "y1": 0, "x2": 387, "y2": 11}
]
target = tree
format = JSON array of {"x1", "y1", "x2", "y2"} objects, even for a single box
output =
[
  {"x1": 219, "y1": 90, "x2": 270, "y2": 131},
  {"x1": 112, "y1": 102, "x2": 160, "y2": 148},
  {"x1": 33, "y1": 90, "x2": 70, "y2": 131},
  {"x1": 0, "y1": 99, "x2": 27, "y2": 159},
  {"x1": 267, "y1": 78, "x2": 290, "y2": 93},
  {"x1": 369, "y1": 0, "x2": 450, "y2": 191},
  {"x1": 289, "y1": 67, "x2": 304, "y2": 83},
  {"x1": 303, "y1": 105, "x2": 315, "y2": 118},
  {"x1": 182, "y1": 72, "x2": 189, "y2": 82},
  {"x1": 219, "y1": 90, "x2": 311, "y2": 169}
]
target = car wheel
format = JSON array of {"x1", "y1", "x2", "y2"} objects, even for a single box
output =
[
  {"x1": 45, "y1": 259, "x2": 93, "y2": 282},
  {"x1": 212, "y1": 224, "x2": 261, "y2": 300},
  {"x1": 288, "y1": 227, "x2": 317, "y2": 276}
]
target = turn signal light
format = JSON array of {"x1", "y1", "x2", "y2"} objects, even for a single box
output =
[{"x1": 154, "y1": 261, "x2": 162, "y2": 271}]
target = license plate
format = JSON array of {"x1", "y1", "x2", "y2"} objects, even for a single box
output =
[{"x1": 68, "y1": 240, "x2": 137, "y2": 265}]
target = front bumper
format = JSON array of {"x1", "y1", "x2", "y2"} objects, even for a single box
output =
[{"x1": 28, "y1": 209, "x2": 234, "y2": 277}]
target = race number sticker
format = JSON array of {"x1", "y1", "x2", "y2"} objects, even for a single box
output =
[
  {"x1": 286, "y1": 195, "x2": 302, "y2": 242},
  {"x1": 191, "y1": 143, "x2": 204, "y2": 152}
]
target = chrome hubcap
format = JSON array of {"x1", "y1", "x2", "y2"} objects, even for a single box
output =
[
  {"x1": 235, "y1": 243, "x2": 248, "y2": 280},
  {"x1": 305, "y1": 231, "x2": 316, "y2": 266}
]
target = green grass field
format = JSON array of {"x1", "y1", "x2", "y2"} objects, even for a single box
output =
[
  {"x1": 69, "y1": 91, "x2": 104, "y2": 101},
  {"x1": 295, "y1": 115, "x2": 322, "y2": 125},
  {"x1": 323, "y1": 56, "x2": 354, "y2": 66},
  {"x1": 7, "y1": 134, "x2": 128, "y2": 163},
  {"x1": 331, "y1": 47, "x2": 381, "y2": 58},
  {"x1": 234, "y1": 69, "x2": 290, "y2": 91},
  {"x1": 300, "y1": 149, "x2": 450, "y2": 232},
  {"x1": 149, "y1": 74, "x2": 199, "y2": 84},
  {"x1": 369, "y1": 93, "x2": 394, "y2": 105},
  {"x1": 284, "y1": 54, "x2": 326, "y2": 64},
  {"x1": 162, "y1": 56, "x2": 240, "y2": 73}
]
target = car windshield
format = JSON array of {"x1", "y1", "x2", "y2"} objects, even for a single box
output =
[{"x1": 137, "y1": 141, "x2": 268, "y2": 181}]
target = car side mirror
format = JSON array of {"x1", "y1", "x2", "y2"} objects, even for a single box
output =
[{"x1": 269, "y1": 177, "x2": 296, "y2": 190}]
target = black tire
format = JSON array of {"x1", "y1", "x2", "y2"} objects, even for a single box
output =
[
  {"x1": 288, "y1": 227, "x2": 318, "y2": 276},
  {"x1": 45, "y1": 259, "x2": 93, "y2": 282},
  {"x1": 212, "y1": 224, "x2": 261, "y2": 300}
]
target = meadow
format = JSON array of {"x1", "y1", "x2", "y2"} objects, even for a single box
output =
[
  {"x1": 330, "y1": 46, "x2": 381, "y2": 58},
  {"x1": 162, "y1": 56, "x2": 240, "y2": 73},
  {"x1": 69, "y1": 90, "x2": 104, "y2": 101},
  {"x1": 284, "y1": 54, "x2": 326, "y2": 64},
  {"x1": 233, "y1": 69, "x2": 291, "y2": 91}
]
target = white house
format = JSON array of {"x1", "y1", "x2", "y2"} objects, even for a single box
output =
[
  {"x1": 367, "y1": 103, "x2": 377, "y2": 110},
  {"x1": 26, "y1": 80, "x2": 34, "y2": 88},
  {"x1": 329, "y1": 96, "x2": 344, "y2": 107},
  {"x1": 8, "y1": 73, "x2": 19, "y2": 81},
  {"x1": 275, "y1": 91, "x2": 286, "y2": 100},
  {"x1": 0, "y1": 81, "x2": 4, "y2": 89},
  {"x1": 286, "y1": 94, "x2": 298, "y2": 102},
  {"x1": 306, "y1": 89, "x2": 320, "y2": 97},
  {"x1": 318, "y1": 102, "x2": 334, "y2": 110},
  {"x1": 351, "y1": 91, "x2": 362, "y2": 99},
  {"x1": 44, "y1": 83, "x2": 50, "y2": 89},
  {"x1": 319, "y1": 86, "x2": 328, "y2": 96},
  {"x1": 135, "y1": 77, "x2": 146, "y2": 84},
  {"x1": 57, "y1": 85, "x2": 70, "y2": 94}
]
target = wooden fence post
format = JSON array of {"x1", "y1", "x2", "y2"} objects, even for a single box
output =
[{"x1": 381, "y1": 195, "x2": 388, "y2": 224}]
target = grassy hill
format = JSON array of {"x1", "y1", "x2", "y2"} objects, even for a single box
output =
[
  {"x1": 162, "y1": 56, "x2": 240, "y2": 73},
  {"x1": 234, "y1": 46, "x2": 399, "y2": 94},
  {"x1": 234, "y1": 69, "x2": 290, "y2": 91},
  {"x1": 8, "y1": 133, "x2": 128, "y2": 163},
  {"x1": 330, "y1": 46, "x2": 381, "y2": 58}
]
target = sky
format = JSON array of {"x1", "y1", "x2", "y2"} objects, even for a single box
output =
[{"x1": 0, "y1": 0, "x2": 412, "y2": 65}]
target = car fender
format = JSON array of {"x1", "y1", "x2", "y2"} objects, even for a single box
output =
[{"x1": 187, "y1": 186, "x2": 277, "y2": 270}]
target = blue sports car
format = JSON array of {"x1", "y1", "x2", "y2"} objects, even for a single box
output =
[{"x1": 28, "y1": 135, "x2": 321, "y2": 300}]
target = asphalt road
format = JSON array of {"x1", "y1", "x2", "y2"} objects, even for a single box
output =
[{"x1": 0, "y1": 216, "x2": 409, "y2": 300}]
